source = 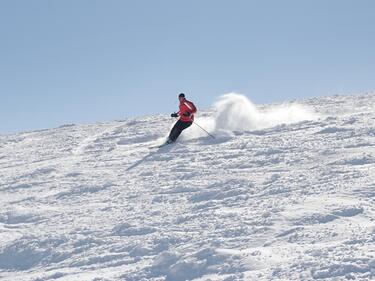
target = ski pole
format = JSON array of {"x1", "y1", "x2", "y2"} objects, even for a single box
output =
[{"x1": 193, "y1": 121, "x2": 215, "y2": 139}]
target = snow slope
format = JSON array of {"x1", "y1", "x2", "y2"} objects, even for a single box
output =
[{"x1": 0, "y1": 94, "x2": 375, "y2": 281}]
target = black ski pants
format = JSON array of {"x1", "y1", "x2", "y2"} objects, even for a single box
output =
[{"x1": 169, "y1": 120, "x2": 193, "y2": 142}]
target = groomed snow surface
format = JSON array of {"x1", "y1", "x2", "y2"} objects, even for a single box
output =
[{"x1": 0, "y1": 93, "x2": 375, "y2": 281}]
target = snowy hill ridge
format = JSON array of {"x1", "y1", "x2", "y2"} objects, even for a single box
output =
[{"x1": 0, "y1": 94, "x2": 375, "y2": 281}]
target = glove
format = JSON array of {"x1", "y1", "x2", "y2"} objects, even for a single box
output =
[
  {"x1": 183, "y1": 112, "x2": 191, "y2": 117},
  {"x1": 171, "y1": 113, "x2": 178, "y2": 118}
]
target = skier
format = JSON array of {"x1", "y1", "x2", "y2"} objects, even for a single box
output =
[{"x1": 167, "y1": 93, "x2": 197, "y2": 144}]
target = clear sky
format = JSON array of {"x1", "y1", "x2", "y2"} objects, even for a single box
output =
[{"x1": 1, "y1": 0, "x2": 374, "y2": 134}]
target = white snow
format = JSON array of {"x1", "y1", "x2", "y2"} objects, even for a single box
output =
[{"x1": 0, "y1": 93, "x2": 375, "y2": 281}]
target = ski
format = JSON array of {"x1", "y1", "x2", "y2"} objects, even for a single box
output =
[{"x1": 149, "y1": 141, "x2": 174, "y2": 149}]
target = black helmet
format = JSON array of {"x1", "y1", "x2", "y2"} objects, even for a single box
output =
[{"x1": 178, "y1": 93, "x2": 185, "y2": 98}]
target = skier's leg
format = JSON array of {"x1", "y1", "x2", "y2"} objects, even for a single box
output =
[
  {"x1": 169, "y1": 121, "x2": 193, "y2": 142},
  {"x1": 168, "y1": 121, "x2": 183, "y2": 142},
  {"x1": 181, "y1": 121, "x2": 193, "y2": 131}
]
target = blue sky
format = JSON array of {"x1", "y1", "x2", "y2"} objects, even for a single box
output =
[{"x1": 1, "y1": 0, "x2": 374, "y2": 134}]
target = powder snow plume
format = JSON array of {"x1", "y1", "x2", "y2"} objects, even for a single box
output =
[
  {"x1": 186, "y1": 93, "x2": 319, "y2": 139},
  {"x1": 214, "y1": 93, "x2": 318, "y2": 131}
]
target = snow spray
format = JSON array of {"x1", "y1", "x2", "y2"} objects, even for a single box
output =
[{"x1": 213, "y1": 93, "x2": 318, "y2": 131}]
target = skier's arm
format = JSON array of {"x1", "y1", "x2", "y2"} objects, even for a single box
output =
[{"x1": 190, "y1": 102, "x2": 197, "y2": 113}]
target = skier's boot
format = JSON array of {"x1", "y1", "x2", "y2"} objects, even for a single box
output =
[{"x1": 166, "y1": 138, "x2": 174, "y2": 144}]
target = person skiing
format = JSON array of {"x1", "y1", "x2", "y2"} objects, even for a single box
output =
[{"x1": 167, "y1": 93, "x2": 197, "y2": 144}]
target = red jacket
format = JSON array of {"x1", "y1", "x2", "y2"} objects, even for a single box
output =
[{"x1": 178, "y1": 99, "x2": 197, "y2": 122}]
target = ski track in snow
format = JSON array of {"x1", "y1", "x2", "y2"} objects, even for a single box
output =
[{"x1": 0, "y1": 94, "x2": 375, "y2": 280}]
